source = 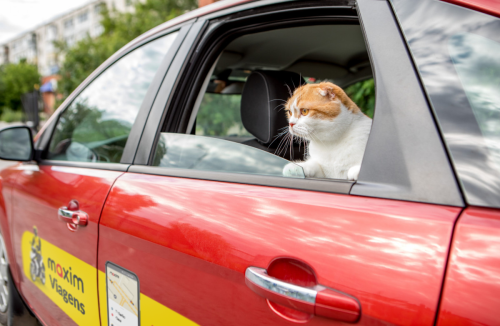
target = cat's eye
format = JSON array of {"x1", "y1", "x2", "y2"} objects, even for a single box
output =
[{"x1": 301, "y1": 108, "x2": 309, "y2": 116}]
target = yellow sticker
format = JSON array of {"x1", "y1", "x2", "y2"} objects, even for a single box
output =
[
  {"x1": 22, "y1": 230, "x2": 99, "y2": 325},
  {"x1": 98, "y1": 271, "x2": 199, "y2": 326},
  {"x1": 22, "y1": 229, "x2": 199, "y2": 326}
]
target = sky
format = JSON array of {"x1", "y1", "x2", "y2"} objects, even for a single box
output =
[{"x1": 0, "y1": 0, "x2": 93, "y2": 44}]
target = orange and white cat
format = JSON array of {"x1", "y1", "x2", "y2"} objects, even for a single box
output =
[{"x1": 283, "y1": 82, "x2": 372, "y2": 180}]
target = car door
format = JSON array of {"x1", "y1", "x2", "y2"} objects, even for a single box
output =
[
  {"x1": 388, "y1": 1, "x2": 500, "y2": 324},
  {"x1": 96, "y1": 1, "x2": 466, "y2": 325},
  {"x1": 8, "y1": 27, "x2": 185, "y2": 326}
]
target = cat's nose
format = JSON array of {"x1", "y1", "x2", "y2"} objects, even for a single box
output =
[{"x1": 289, "y1": 123, "x2": 295, "y2": 127}]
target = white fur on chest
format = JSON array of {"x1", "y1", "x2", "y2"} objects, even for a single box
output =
[
  {"x1": 308, "y1": 124, "x2": 369, "y2": 179},
  {"x1": 290, "y1": 103, "x2": 372, "y2": 180}
]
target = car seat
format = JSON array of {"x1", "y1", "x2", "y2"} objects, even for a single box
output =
[{"x1": 240, "y1": 70, "x2": 306, "y2": 161}]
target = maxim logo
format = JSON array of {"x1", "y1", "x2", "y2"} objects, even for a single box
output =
[{"x1": 47, "y1": 258, "x2": 84, "y2": 294}]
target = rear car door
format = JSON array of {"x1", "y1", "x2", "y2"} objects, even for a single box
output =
[
  {"x1": 97, "y1": 1, "x2": 465, "y2": 325},
  {"x1": 7, "y1": 28, "x2": 184, "y2": 326},
  {"x1": 388, "y1": 1, "x2": 500, "y2": 324}
]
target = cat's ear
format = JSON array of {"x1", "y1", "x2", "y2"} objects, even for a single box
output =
[{"x1": 318, "y1": 85, "x2": 336, "y2": 101}]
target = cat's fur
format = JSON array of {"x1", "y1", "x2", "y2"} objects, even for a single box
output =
[{"x1": 282, "y1": 82, "x2": 372, "y2": 180}]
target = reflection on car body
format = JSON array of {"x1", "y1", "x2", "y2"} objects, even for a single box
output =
[{"x1": 0, "y1": 0, "x2": 499, "y2": 325}]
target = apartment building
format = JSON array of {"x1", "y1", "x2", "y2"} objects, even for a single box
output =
[{"x1": 0, "y1": 0, "x2": 133, "y2": 76}]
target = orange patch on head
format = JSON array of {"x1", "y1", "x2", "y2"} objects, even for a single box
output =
[{"x1": 285, "y1": 82, "x2": 360, "y2": 120}]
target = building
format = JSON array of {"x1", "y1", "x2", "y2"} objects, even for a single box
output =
[{"x1": 0, "y1": 0, "x2": 134, "y2": 76}]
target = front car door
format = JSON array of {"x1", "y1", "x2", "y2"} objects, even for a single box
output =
[
  {"x1": 4, "y1": 27, "x2": 183, "y2": 326},
  {"x1": 97, "y1": 1, "x2": 466, "y2": 325}
]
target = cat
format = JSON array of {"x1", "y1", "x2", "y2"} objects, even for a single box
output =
[{"x1": 282, "y1": 82, "x2": 372, "y2": 180}]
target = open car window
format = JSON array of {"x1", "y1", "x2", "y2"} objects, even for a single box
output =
[{"x1": 154, "y1": 23, "x2": 374, "y2": 181}]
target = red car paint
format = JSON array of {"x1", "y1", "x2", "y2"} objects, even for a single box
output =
[
  {"x1": 0, "y1": 0, "x2": 496, "y2": 325},
  {"x1": 437, "y1": 207, "x2": 500, "y2": 326},
  {"x1": 98, "y1": 173, "x2": 460, "y2": 325},
  {"x1": 8, "y1": 164, "x2": 122, "y2": 326}
]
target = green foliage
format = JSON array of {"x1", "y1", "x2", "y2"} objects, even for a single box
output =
[
  {"x1": 196, "y1": 94, "x2": 251, "y2": 137},
  {"x1": 345, "y1": 78, "x2": 375, "y2": 118},
  {"x1": 0, "y1": 59, "x2": 40, "y2": 117},
  {"x1": 0, "y1": 107, "x2": 25, "y2": 122},
  {"x1": 57, "y1": 0, "x2": 197, "y2": 99}
]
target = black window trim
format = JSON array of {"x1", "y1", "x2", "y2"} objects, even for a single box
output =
[
  {"x1": 351, "y1": 0, "x2": 464, "y2": 206},
  {"x1": 35, "y1": 20, "x2": 195, "y2": 170}
]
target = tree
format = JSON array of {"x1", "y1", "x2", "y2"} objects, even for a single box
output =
[
  {"x1": 0, "y1": 59, "x2": 40, "y2": 115},
  {"x1": 345, "y1": 78, "x2": 375, "y2": 118},
  {"x1": 56, "y1": 0, "x2": 197, "y2": 98}
]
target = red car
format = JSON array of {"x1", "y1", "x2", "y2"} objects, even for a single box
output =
[{"x1": 0, "y1": 0, "x2": 499, "y2": 325}]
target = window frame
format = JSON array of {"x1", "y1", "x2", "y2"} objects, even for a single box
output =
[
  {"x1": 130, "y1": 0, "x2": 463, "y2": 205},
  {"x1": 132, "y1": 3, "x2": 362, "y2": 195},
  {"x1": 36, "y1": 21, "x2": 195, "y2": 170}
]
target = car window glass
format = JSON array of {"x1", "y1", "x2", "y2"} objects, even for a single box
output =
[
  {"x1": 48, "y1": 32, "x2": 178, "y2": 163},
  {"x1": 449, "y1": 33, "x2": 500, "y2": 170},
  {"x1": 153, "y1": 133, "x2": 305, "y2": 178},
  {"x1": 156, "y1": 24, "x2": 374, "y2": 181}
]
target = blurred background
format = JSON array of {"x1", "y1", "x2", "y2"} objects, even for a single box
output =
[{"x1": 0, "y1": 0, "x2": 217, "y2": 133}]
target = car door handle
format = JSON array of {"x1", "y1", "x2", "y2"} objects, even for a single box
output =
[
  {"x1": 58, "y1": 207, "x2": 88, "y2": 231},
  {"x1": 245, "y1": 267, "x2": 360, "y2": 323}
]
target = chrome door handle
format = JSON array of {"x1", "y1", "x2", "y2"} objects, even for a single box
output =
[
  {"x1": 58, "y1": 200, "x2": 88, "y2": 231},
  {"x1": 58, "y1": 208, "x2": 88, "y2": 226},
  {"x1": 245, "y1": 267, "x2": 360, "y2": 323}
]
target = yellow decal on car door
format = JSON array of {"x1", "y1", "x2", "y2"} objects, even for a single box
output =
[
  {"x1": 22, "y1": 229, "x2": 99, "y2": 325},
  {"x1": 22, "y1": 229, "x2": 199, "y2": 326}
]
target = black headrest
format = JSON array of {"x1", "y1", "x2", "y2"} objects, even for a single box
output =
[{"x1": 241, "y1": 71, "x2": 305, "y2": 146}]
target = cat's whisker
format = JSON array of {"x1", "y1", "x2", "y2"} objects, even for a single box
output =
[
  {"x1": 273, "y1": 104, "x2": 286, "y2": 112},
  {"x1": 285, "y1": 84, "x2": 292, "y2": 98},
  {"x1": 274, "y1": 132, "x2": 290, "y2": 156},
  {"x1": 270, "y1": 130, "x2": 289, "y2": 148}
]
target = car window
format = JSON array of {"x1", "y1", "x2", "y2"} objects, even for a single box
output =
[
  {"x1": 154, "y1": 24, "x2": 374, "y2": 181},
  {"x1": 449, "y1": 33, "x2": 500, "y2": 170},
  {"x1": 48, "y1": 32, "x2": 178, "y2": 163},
  {"x1": 153, "y1": 133, "x2": 305, "y2": 178}
]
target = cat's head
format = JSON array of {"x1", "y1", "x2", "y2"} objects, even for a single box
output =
[{"x1": 284, "y1": 82, "x2": 361, "y2": 141}]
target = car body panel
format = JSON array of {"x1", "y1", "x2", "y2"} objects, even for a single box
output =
[
  {"x1": 98, "y1": 172, "x2": 461, "y2": 325},
  {"x1": 437, "y1": 207, "x2": 500, "y2": 326},
  {"x1": 0, "y1": 0, "x2": 497, "y2": 325},
  {"x1": 7, "y1": 164, "x2": 123, "y2": 325}
]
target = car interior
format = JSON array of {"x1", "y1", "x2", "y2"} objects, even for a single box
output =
[
  {"x1": 151, "y1": 21, "x2": 376, "y2": 180},
  {"x1": 176, "y1": 23, "x2": 374, "y2": 165}
]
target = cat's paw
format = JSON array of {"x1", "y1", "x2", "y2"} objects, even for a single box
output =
[
  {"x1": 347, "y1": 165, "x2": 361, "y2": 181},
  {"x1": 283, "y1": 163, "x2": 305, "y2": 178},
  {"x1": 286, "y1": 161, "x2": 325, "y2": 178}
]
